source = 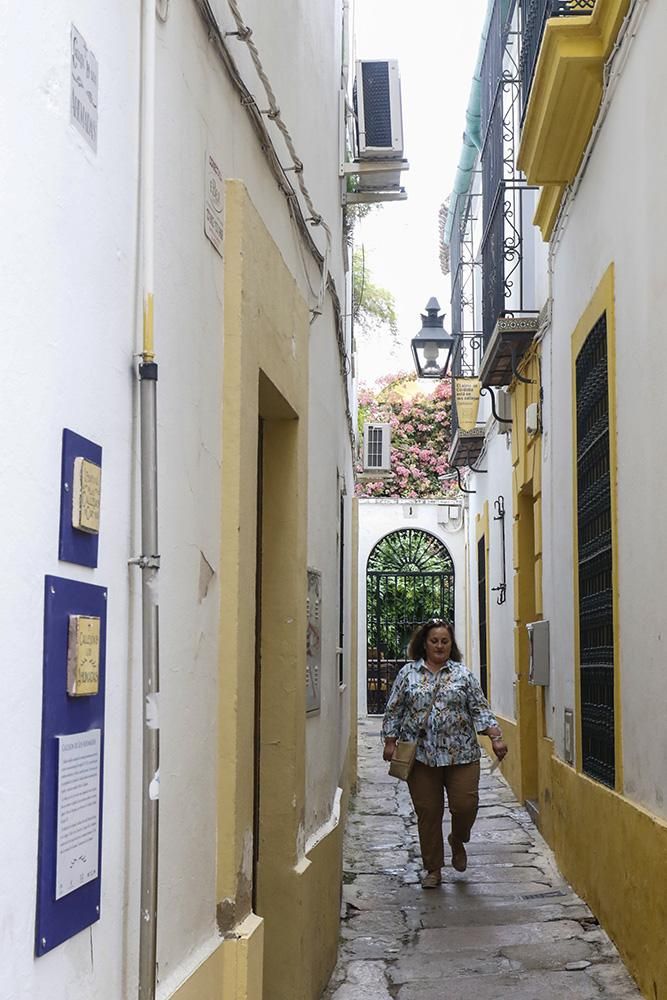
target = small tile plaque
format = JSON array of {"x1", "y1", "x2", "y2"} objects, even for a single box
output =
[
  {"x1": 67, "y1": 615, "x2": 101, "y2": 696},
  {"x1": 72, "y1": 457, "x2": 101, "y2": 534},
  {"x1": 59, "y1": 430, "x2": 102, "y2": 567}
]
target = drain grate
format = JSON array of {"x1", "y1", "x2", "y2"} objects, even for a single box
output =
[{"x1": 521, "y1": 889, "x2": 567, "y2": 900}]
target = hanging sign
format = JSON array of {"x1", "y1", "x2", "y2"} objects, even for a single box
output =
[{"x1": 454, "y1": 377, "x2": 482, "y2": 431}]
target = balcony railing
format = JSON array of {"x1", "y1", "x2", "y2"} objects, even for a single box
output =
[
  {"x1": 480, "y1": 1, "x2": 537, "y2": 345},
  {"x1": 519, "y1": 0, "x2": 596, "y2": 115}
]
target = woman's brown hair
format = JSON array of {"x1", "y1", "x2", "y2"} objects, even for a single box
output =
[{"x1": 407, "y1": 619, "x2": 462, "y2": 663}]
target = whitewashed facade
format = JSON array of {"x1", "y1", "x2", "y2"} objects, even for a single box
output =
[
  {"x1": 445, "y1": 1, "x2": 667, "y2": 995},
  {"x1": 0, "y1": 2, "x2": 356, "y2": 998}
]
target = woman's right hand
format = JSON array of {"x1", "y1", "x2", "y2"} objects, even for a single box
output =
[{"x1": 383, "y1": 739, "x2": 397, "y2": 761}]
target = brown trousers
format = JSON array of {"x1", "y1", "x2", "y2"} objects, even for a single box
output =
[{"x1": 407, "y1": 759, "x2": 481, "y2": 872}]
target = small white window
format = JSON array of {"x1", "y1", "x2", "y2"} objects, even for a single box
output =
[{"x1": 363, "y1": 422, "x2": 391, "y2": 471}]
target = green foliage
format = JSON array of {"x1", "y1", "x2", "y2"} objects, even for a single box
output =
[
  {"x1": 352, "y1": 248, "x2": 398, "y2": 342},
  {"x1": 357, "y1": 373, "x2": 456, "y2": 499}
]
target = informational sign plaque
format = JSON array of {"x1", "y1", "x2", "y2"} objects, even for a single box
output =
[
  {"x1": 70, "y1": 25, "x2": 99, "y2": 151},
  {"x1": 454, "y1": 377, "x2": 482, "y2": 431},
  {"x1": 56, "y1": 730, "x2": 101, "y2": 899},
  {"x1": 205, "y1": 151, "x2": 224, "y2": 257},
  {"x1": 36, "y1": 577, "x2": 107, "y2": 957}
]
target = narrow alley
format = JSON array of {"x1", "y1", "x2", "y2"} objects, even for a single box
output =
[{"x1": 324, "y1": 719, "x2": 641, "y2": 1000}]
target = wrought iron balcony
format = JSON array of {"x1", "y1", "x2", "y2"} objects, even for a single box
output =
[
  {"x1": 519, "y1": 0, "x2": 596, "y2": 115},
  {"x1": 480, "y1": 0, "x2": 538, "y2": 348}
]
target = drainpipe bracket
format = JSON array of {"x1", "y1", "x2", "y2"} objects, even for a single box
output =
[{"x1": 129, "y1": 555, "x2": 161, "y2": 569}]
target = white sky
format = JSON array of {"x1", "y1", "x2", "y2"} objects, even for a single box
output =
[{"x1": 353, "y1": 0, "x2": 488, "y2": 385}]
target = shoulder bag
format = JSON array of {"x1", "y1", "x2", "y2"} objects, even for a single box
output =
[{"x1": 388, "y1": 676, "x2": 441, "y2": 781}]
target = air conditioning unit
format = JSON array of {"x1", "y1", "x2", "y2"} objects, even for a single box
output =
[
  {"x1": 496, "y1": 388, "x2": 512, "y2": 434},
  {"x1": 343, "y1": 60, "x2": 408, "y2": 205},
  {"x1": 362, "y1": 422, "x2": 391, "y2": 472},
  {"x1": 354, "y1": 60, "x2": 404, "y2": 160}
]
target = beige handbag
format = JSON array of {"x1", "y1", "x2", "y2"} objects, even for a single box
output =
[
  {"x1": 388, "y1": 679, "x2": 441, "y2": 781},
  {"x1": 388, "y1": 739, "x2": 419, "y2": 781}
]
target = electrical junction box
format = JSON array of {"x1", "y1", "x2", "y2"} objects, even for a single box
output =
[
  {"x1": 437, "y1": 503, "x2": 462, "y2": 525},
  {"x1": 496, "y1": 389, "x2": 512, "y2": 434},
  {"x1": 526, "y1": 402, "x2": 539, "y2": 435},
  {"x1": 527, "y1": 619, "x2": 550, "y2": 685}
]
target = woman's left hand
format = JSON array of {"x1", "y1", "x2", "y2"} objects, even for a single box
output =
[{"x1": 491, "y1": 737, "x2": 508, "y2": 761}]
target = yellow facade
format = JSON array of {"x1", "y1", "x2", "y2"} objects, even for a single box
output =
[
  {"x1": 171, "y1": 181, "x2": 353, "y2": 999},
  {"x1": 518, "y1": 0, "x2": 631, "y2": 239},
  {"x1": 497, "y1": 266, "x2": 667, "y2": 998}
]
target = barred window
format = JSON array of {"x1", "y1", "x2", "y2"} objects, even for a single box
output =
[{"x1": 575, "y1": 312, "x2": 615, "y2": 787}]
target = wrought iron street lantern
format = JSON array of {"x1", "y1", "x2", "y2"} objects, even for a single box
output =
[{"x1": 411, "y1": 297, "x2": 456, "y2": 379}]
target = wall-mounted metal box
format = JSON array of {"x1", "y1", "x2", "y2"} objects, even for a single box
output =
[
  {"x1": 564, "y1": 708, "x2": 574, "y2": 765},
  {"x1": 527, "y1": 619, "x2": 549, "y2": 685}
]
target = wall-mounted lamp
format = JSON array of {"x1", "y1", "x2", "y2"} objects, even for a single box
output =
[{"x1": 411, "y1": 297, "x2": 456, "y2": 379}]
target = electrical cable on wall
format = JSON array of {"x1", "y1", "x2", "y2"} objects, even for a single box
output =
[
  {"x1": 192, "y1": 0, "x2": 355, "y2": 446},
  {"x1": 225, "y1": 2, "x2": 333, "y2": 254},
  {"x1": 224, "y1": 0, "x2": 333, "y2": 317}
]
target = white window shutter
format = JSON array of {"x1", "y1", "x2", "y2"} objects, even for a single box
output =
[
  {"x1": 363, "y1": 422, "x2": 391, "y2": 471},
  {"x1": 381, "y1": 425, "x2": 391, "y2": 470}
]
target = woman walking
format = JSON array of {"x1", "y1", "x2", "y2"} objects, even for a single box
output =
[{"x1": 382, "y1": 619, "x2": 508, "y2": 888}]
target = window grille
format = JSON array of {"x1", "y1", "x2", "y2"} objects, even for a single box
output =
[
  {"x1": 576, "y1": 312, "x2": 615, "y2": 787},
  {"x1": 519, "y1": 0, "x2": 596, "y2": 115},
  {"x1": 367, "y1": 426, "x2": 383, "y2": 467},
  {"x1": 363, "y1": 422, "x2": 391, "y2": 471}
]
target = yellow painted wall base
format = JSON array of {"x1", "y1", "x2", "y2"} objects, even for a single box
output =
[
  {"x1": 304, "y1": 811, "x2": 346, "y2": 997},
  {"x1": 484, "y1": 715, "x2": 519, "y2": 796},
  {"x1": 490, "y1": 729, "x2": 667, "y2": 997},
  {"x1": 171, "y1": 915, "x2": 264, "y2": 1000},
  {"x1": 549, "y1": 758, "x2": 667, "y2": 1000}
]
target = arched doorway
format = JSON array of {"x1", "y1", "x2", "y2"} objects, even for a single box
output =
[{"x1": 366, "y1": 528, "x2": 455, "y2": 713}]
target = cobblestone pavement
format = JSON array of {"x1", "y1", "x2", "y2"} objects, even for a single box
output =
[{"x1": 322, "y1": 718, "x2": 642, "y2": 1000}]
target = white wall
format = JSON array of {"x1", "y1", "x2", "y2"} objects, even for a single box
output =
[
  {"x1": 356, "y1": 500, "x2": 467, "y2": 716},
  {"x1": 466, "y1": 416, "x2": 517, "y2": 723},
  {"x1": 542, "y1": 0, "x2": 667, "y2": 810},
  {"x1": 0, "y1": 0, "x2": 353, "y2": 996},
  {"x1": 0, "y1": 4, "x2": 141, "y2": 998}
]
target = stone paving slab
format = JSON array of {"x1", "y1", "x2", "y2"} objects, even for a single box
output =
[
  {"x1": 322, "y1": 718, "x2": 643, "y2": 999},
  {"x1": 395, "y1": 970, "x2": 609, "y2": 1000}
]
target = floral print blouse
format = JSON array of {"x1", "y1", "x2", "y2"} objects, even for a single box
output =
[{"x1": 381, "y1": 658, "x2": 498, "y2": 766}]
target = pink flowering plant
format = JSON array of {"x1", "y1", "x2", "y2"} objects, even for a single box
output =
[{"x1": 356, "y1": 373, "x2": 456, "y2": 499}]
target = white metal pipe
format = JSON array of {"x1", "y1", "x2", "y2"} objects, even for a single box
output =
[
  {"x1": 137, "y1": 0, "x2": 160, "y2": 997},
  {"x1": 137, "y1": 366, "x2": 160, "y2": 1000},
  {"x1": 141, "y1": 0, "x2": 155, "y2": 351}
]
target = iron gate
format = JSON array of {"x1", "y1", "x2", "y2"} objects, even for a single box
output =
[{"x1": 366, "y1": 529, "x2": 455, "y2": 714}]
